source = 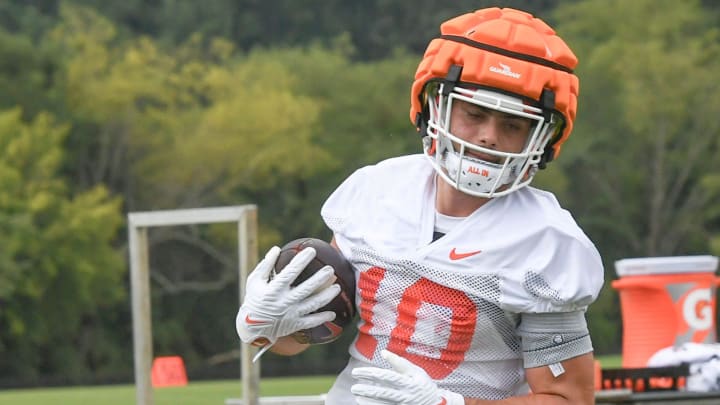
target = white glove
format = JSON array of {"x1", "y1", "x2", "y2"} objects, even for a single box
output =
[
  {"x1": 235, "y1": 246, "x2": 340, "y2": 355},
  {"x1": 351, "y1": 350, "x2": 465, "y2": 405}
]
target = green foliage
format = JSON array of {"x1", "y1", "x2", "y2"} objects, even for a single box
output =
[
  {"x1": 702, "y1": 174, "x2": 720, "y2": 256},
  {"x1": 0, "y1": 28, "x2": 61, "y2": 118},
  {"x1": 0, "y1": 1, "x2": 58, "y2": 40},
  {"x1": 229, "y1": 41, "x2": 420, "y2": 242},
  {"x1": 51, "y1": 5, "x2": 335, "y2": 210},
  {"x1": 70, "y1": 0, "x2": 561, "y2": 60},
  {"x1": 0, "y1": 108, "x2": 124, "y2": 380},
  {"x1": 554, "y1": 0, "x2": 720, "y2": 352},
  {"x1": 557, "y1": 0, "x2": 720, "y2": 254}
]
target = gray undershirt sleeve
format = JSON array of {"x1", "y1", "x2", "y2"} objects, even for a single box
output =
[{"x1": 518, "y1": 310, "x2": 593, "y2": 369}]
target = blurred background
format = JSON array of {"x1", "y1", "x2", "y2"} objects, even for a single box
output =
[{"x1": 0, "y1": 0, "x2": 719, "y2": 390}]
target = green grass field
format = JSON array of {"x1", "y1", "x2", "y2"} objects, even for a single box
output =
[
  {"x1": 0, "y1": 376, "x2": 333, "y2": 405},
  {"x1": 0, "y1": 355, "x2": 624, "y2": 405}
]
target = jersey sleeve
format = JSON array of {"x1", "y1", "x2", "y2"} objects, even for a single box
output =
[
  {"x1": 500, "y1": 227, "x2": 605, "y2": 314},
  {"x1": 518, "y1": 310, "x2": 593, "y2": 368},
  {"x1": 320, "y1": 166, "x2": 373, "y2": 259}
]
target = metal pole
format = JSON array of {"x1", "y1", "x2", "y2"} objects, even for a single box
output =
[
  {"x1": 239, "y1": 206, "x2": 260, "y2": 405},
  {"x1": 129, "y1": 225, "x2": 154, "y2": 405}
]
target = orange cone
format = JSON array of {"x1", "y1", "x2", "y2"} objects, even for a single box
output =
[{"x1": 151, "y1": 356, "x2": 188, "y2": 387}]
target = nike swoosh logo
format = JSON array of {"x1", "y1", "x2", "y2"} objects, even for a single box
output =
[
  {"x1": 449, "y1": 248, "x2": 482, "y2": 260},
  {"x1": 324, "y1": 321, "x2": 343, "y2": 338},
  {"x1": 245, "y1": 315, "x2": 270, "y2": 325},
  {"x1": 438, "y1": 399, "x2": 447, "y2": 405}
]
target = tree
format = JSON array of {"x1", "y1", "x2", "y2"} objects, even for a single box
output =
[
  {"x1": 553, "y1": 0, "x2": 720, "y2": 352},
  {"x1": 558, "y1": 0, "x2": 720, "y2": 257},
  {"x1": 0, "y1": 28, "x2": 61, "y2": 119},
  {"x1": 46, "y1": 5, "x2": 347, "y2": 375},
  {"x1": 704, "y1": 173, "x2": 720, "y2": 255},
  {"x1": 0, "y1": 108, "x2": 124, "y2": 382},
  {"x1": 70, "y1": 0, "x2": 561, "y2": 61}
]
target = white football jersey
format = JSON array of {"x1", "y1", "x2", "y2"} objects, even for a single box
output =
[{"x1": 321, "y1": 154, "x2": 604, "y2": 401}]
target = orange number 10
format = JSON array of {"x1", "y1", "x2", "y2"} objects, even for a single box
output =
[{"x1": 354, "y1": 266, "x2": 477, "y2": 379}]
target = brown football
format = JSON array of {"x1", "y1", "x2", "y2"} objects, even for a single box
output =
[{"x1": 272, "y1": 237, "x2": 356, "y2": 344}]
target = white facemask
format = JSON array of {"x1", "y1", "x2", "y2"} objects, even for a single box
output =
[{"x1": 423, "y1": 86, "x2": 559, "y2": 198}]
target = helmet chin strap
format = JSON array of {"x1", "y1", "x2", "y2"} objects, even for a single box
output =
[{"x1": 538, "y1": 88, "x2": 559, "y2": 169}]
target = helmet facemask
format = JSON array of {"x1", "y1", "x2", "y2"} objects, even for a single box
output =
[{"x1": 422, "y1": 83, "x2": 562, "y2": 198}]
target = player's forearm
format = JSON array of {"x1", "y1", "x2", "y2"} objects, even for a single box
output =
[
  {"x1": 268, "y1": 335, "x2": 310, "y2": 356},
  {"x1": 464, "y1": 392, "x2": 593, "y2": 405}
]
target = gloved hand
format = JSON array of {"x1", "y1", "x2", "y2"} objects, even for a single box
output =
[
  {"x1": 351, "y1": 350, "x2": 465, "y2": 405},
  {"x1": 235, "y1": 246, "x2": 340, "y2": 354}
]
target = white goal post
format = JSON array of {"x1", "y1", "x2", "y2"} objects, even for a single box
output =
[{"x1": 127, "y1": 205, "x2": 260, "y2": 405}]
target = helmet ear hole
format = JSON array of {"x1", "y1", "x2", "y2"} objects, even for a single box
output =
[
  {"x1": 417, "y1": 81, "x2": 442, "y2": 135},
  {"x1": 538, "y1": 114, "x2": 566, "y2": 169}
]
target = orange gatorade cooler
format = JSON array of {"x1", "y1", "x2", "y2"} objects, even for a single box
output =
[{"x1": 612, "y1": 255, "x2": 719, "y2": 368}]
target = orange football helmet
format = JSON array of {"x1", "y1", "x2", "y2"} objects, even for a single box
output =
[{"x1": 411, "y1": 8, "x2": 579, "y2": 197}]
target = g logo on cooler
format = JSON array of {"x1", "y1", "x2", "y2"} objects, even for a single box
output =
[{"x1": 682, "y1": 288, "x2": 713, "y2": 330}]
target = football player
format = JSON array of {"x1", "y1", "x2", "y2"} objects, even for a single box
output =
[{"x1": 236, "y1": 7, "x2": 604, "y2": 405}]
